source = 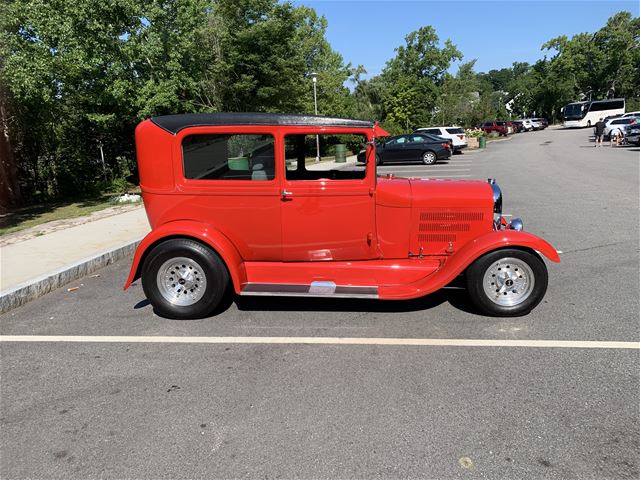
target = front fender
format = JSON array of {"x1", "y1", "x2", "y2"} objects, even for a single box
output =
[
  {"x1": 123, "y1": 220, "x2": 246, "y2": 293},
  {"x1": 455, "y1": 229, "x2": 560, "y2": 264},
  {"x1": 437, "y1": 230, "x2": 559, "y2": 288},
  {"x1": 380, "y1": 230, "x2": 559, "y2": 300}
]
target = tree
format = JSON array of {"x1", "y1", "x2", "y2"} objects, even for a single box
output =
[
  {"x1": 1, "y1": 0, "x2": 354, "y2": 204},
  {"x1": 0, "y1": 81, "x2": 22, "y2": 211},
  {"x1": 541, "y1": 11, "x2": 639, "y2": 102},
  {"x1": 376, "y1": 26, "x2": 462, "y2": 130},
  {"x1": 435, "y1": 61, "x2": 482, "y2": 125}
]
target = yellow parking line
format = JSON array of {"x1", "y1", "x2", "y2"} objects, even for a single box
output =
[{"x1": 0, "y1": 335, "x2": 638, "y2": 349}]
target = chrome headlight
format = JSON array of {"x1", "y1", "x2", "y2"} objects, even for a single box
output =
[
  {"x1": 488, "y1": 178, "x2": 502, "y2": 214},
  {"x1": 509, "y1": 217, "x2": 524, "y2": 231}
]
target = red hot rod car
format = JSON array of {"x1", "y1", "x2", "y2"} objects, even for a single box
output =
[{"x1": 125, "y1": 113, "x2": 559, "y2": 318}]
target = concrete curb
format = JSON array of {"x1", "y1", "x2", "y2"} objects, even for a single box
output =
[{"x1": 0, "y1": 239, "x2": 141, "y2": 315}]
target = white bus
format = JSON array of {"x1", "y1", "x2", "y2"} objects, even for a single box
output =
[{"x1": 562, "y1": 98, "x2": 625, "y2": 128}]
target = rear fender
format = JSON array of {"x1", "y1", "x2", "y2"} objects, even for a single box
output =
[{"x1": 123, "y1": 221, "x2": 246, "y2": 293}]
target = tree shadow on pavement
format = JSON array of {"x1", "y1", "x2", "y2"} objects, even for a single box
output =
[
  {"x1": 0, "y1": 195, "x2": 110, "y2": 230},
  {"x1": 0, "y1": 202, "x2": 64, "y2": 228}
]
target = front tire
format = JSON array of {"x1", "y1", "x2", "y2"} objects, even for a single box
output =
[
  {"x1": 466, "y1": 249, "x2": 548, "y2": 317},
  {"x1": 376, "y1": 154, "x2": 383, "y2": 165},
  {"x1": 141, "y1": 238, "x2": 230, "y2": 319},
  {"x1": 422, "y1": 150, "x2": 437, "y2": 165}
]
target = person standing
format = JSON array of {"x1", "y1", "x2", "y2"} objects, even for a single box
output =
[{"x1": 594, "y1": 118, "x2": 606, "y2": 147}]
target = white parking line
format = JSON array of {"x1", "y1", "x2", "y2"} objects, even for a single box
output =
[
  {"x1": 378, "y1": 166, "x2": 471, "y2": 169},
  {"x1": 384, "y1": 169, "x2": 471, "y2": 172},
  {"x1": 1, "y1": 335, "x2": 637, "y2": 349}
]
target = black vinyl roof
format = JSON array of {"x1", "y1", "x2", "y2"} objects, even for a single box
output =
[{"x1": 151, "y1": 112, "x2": 374, "y2": 134}]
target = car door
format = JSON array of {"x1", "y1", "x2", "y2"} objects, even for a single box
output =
[
  {"x1": 406, "y1": 134, "x2": 429, "y2": 161},
  {"x1": 381, "y1": 135, "x2": 409, "y2": 162},
  {"x1": 174, "y1": 128, "x2": 283, "y2": 261},
  {"x1": 280, "y1": 132, "x2": 377, "y2": 262}
]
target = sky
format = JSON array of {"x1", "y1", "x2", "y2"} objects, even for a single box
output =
[{"x1": 292, "y1": 0, "x2": 639, "y2": 79}]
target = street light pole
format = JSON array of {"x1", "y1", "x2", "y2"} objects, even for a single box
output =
[{"x1": 311, "y1": 72, "x2": 320, "y2": 162}]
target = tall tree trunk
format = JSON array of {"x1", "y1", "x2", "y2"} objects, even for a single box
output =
[{"x1": 0, "y1": 83, "x2": 22, "y2": 212}]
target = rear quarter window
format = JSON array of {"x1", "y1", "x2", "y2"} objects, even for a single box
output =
[
  {"x1": 182, "y1": 134, "x2": 275, "y2": 180},
  {"x1": 446, "y1": 128, "x2": 464, "y2": 134}
]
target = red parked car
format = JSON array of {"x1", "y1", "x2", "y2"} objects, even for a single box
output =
[
  {"x1": 125, "y1": 113, "x2": 559, "y2": 319},
  {"x1": 479, "y1": 121, "x2": 509, "y2": 136}
]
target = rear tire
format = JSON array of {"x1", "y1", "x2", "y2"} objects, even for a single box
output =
[
  {"x1": 466, "y1": 249, "x2": 548, "y2": 317},
  {"x1": 422, "y1": 150, "x2": 437, "y2": 165},
  {"x1": 142, "y1": 238, "x2": 230, "y2": 319}
]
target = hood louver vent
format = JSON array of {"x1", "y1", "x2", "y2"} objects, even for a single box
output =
[
  {"x1": 420, "y1": 212, "x2": 484, "y2": 222},
  {"x1": 419, "y1": 223, "x2": 471, "y2": 232},
  {"x1": 415, "y1": 210, "x2": 487, "y2": 254},
  {"x1": 418, "y1": 234, "x2": 457, "y2": 243}
]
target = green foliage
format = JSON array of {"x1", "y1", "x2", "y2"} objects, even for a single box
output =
[
  {"x1": 465, "y1": 129, "x2": 484, "y2": 139},
  {"x1": 1, "y1": 3, "x2": 637, "y2": 206},
  {"x1": 1, "y1": 0, "x2": 352, "y2": 204},
  {"x1": 365, "y1": 11, "x2": 638, "y2": 128},
  {"x1": 376, "y1": 26, "x2": 462, "y2": 130}
]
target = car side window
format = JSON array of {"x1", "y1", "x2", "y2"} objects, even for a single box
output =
[
  {"x1": 409, "y1": 135, "x2": 425, "y2": 143},
  {"x1": 284, "y1": 134, "x2": 367, "y2": 181},
  {"x1": 182, "y1": 134, "x2": 275, "y2": 180}
]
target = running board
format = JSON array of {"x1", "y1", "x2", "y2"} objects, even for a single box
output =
[{"x1": 240, "y1": 281, "x2": 379, "y2": 299}]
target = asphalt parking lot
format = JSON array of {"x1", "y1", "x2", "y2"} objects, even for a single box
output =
[{"x1": 1, "y1": 128, "x2": 639, "y2": 479}]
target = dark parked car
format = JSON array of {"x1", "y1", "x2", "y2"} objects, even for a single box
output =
[
  {"x1": 358, "y1": 133, "x2": 451, "y2": 165},
  {"x1": 511, "y1": 121, "x2": 525, "y2": 133},
  {"x1": 624, "y1": 123, "x2": 640, "y2": 145}
]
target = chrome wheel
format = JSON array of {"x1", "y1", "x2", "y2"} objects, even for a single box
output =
[
  {"x1": 482, "y1": 257, "x2": 535, "y2": 307},
  {"x1": 156, "y1": 257, "x2": 207, "y2": 306}
]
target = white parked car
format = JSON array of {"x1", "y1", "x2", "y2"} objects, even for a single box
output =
[
  {"x1": 517, "y1": 119, "x2": 534, "y2": 131},
  {"x1": 414, "y1": 126, "x2": 467, "y2": 152},
  {"x1": 528, "y1": 119, "x2": 542, "y2": 130},
  {"x1": 622, "y1": 111, "x2": 640, "y2": 118},
  {"x1": 603, "y1": 117, "x2": 639, "y2": 138}
]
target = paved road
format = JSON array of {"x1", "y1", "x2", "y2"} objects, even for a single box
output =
[{"x1": 2, "y1": 128, "x2": 639, "y2": 479}]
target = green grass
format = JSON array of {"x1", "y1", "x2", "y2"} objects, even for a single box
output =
[{"x1": 0, "y1": 194, "x2": 139, "y2": 236}]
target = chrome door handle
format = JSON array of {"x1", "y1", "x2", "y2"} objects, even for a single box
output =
[{"x1": 281, "y1": 189, "x2": 293, "y2": 200}]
